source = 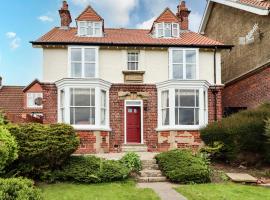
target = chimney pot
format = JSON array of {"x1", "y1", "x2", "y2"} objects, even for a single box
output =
[{"x1": 176, "y1": 1, "x2": 191, "y2": 30}]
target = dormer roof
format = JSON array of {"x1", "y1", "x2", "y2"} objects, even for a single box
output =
[
  {"x1": 154, "y1": 8, "x2": 180, "y2": 23},
  {"x1": 76, "y1": 5, "x2": 103, "y2": 21}
]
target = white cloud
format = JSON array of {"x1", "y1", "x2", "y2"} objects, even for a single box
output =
[
  {"x1": 38, "y1": 15, "x2": 54, "y2": 22},
  {"x1": 6, "y1": 32, "x2": 20, "y2": 50},
  {"x1": 71, "y1": 0, "x2": 138, "y2": 26},
  {"x1": 189, "y1": 12, "x2": 202, "y2": 32},
  {"x1": 10, "y1": 38, "x2": 21, "y2": 50},
  {"x1": 6, "y1": 32, "x2": 16, "y2": 39},
  {"x1": 136, "y1": 16, "x2": 156, "y2": 29}
]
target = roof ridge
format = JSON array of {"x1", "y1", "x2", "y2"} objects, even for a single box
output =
[{"x1": 154, "y1": 7, "x2": 180, "y2": 23}]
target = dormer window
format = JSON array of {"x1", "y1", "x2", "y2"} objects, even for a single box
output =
[
  {"x1": 155, "y1": 23, "x2": 180, "y2": 38},
  {"x1": 78, "y1": 21, "x2": 102, "y2": 37}
]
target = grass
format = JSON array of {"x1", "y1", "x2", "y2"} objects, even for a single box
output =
[
  {"x1": 40, "y1": 181, "x2": 160, "y2": 200},
  {"x1": 176, "y1": 183, "x2": 270, "y2": 200}
]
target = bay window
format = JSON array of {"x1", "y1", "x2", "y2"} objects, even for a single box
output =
[
  {"x1": 155, "y1": 23, "x2": 179, "y2": 38},
  {"x1": 170, "y1": 48, "x2": 198, "y2": 80},
  {"x1": 69, "y1": 47, "x2": 98, "y2": 78},
  {"x1": 78, "y1": 21, "x2": 103, "y2": 37}
]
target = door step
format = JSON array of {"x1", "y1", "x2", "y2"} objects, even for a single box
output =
[{"x1": 122, "y1": 144, "x2": 148, "y2": 152}]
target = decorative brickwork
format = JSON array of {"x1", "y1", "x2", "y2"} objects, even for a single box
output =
[
  {"x1": 75, "y1": 131, "x2": 110, "y2": 154},
  {"x1": 109, "y1": 84, "x2": 158, "y2": 152},
  {"x1": 208, "y1": 86, "x2": 223, "y2": 123},
  {"x1": 157, "y1": 130, "x2": 202, "y2": 152},
  {"x1": 223, "y1": 66, "x2": 270, "y2": 109}
]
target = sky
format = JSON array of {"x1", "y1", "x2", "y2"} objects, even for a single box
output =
[{"x1": 0, "y1": 0, "x2": 207, "y2": 86}]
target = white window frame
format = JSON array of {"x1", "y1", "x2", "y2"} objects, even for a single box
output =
[
  {"x1": 127, "y1": 51, "x2": 139, "y2": 71},
  {"x1": 78, "y1": 21, "x2": 103, "y2": 37},
  {"x1": 124, "y1": 100, "x2": 144, "y2": 144},
  {"x1": 157, "y1": 81, "x2": 209, "y2": 131},
  {"x1": 155, "y1": 22, "x2": 180, "y2": 38},
  {"x1": 100, "y1": 90, "x2": 107, "y2": 126},
  {"x1": 26, "y1": 92, "x2": 43, "y2": 109},
  {"x1": 169, "y1": 48, "x2": 199, "y2": 80},
  {"x1": 68, "y1": 46, "x2": 99, "y2": 78},
  {"x1": 57, "y1": 79, "x2": 111, "y2": 131}
]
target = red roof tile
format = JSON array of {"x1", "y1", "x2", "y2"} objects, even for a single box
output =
[
  {"x1": 238, "y1": 0, "x2": 270, "y2": 9},
  {"x1": 76, "y1": 6, "x2": 103, "y2": 21},
  {"x1": 33, "y1": 27, "x2": 227, "y2": 47},
  {"x1": 155, "y1": 8, "x2": 180, "y2": 23}
]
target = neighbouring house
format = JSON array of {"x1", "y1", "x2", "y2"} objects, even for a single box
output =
[
  {"x1": 200, "y1": 0, "x2": 270, "y2": 115},
  {"x1": 0, "y1": 1, "x2": 231, "y2": 153}
]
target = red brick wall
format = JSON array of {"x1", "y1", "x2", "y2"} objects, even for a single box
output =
[
  {"x1": 208, "y1": 86, "x2": 223, "y2": 123},
  {"x1": 109, "y1": 84, "x2": 158, "y2": 152},
  {"x1": 223, "y1": 66, "x2": 270, "y2": 109},
  {"x1": 42, "y1": 83, "x2": 58, "y2": 124}
]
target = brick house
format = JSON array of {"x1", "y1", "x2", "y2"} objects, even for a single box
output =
[
  {"x1": 200, "y1": 0, "x2": 270, "y2": 115},
  {"x1": 0, "y1": 1, "x2": 230, "y2": 153}
]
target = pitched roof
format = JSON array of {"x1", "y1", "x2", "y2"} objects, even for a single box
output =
[
  {"x1": 154, "y1": 8, "x2": 180, "y2": 23},
  {"x1": 238, "y1": 0, "x2": 270, "y2": 9},
  {"x1": 32, "y1": 27, "x2": 230, "y2": 48},
  {"x1": 76, "y1": 5, "x2": 103, "y2": 21}
]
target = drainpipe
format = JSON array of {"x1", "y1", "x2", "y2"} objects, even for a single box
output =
[{"x1": 213, "y1": 46, "x2": 218, "y2": 121}]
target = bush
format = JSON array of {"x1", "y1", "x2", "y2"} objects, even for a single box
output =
[
  {"x1": 0, "y1": 126, "x2": 18, "y2": 174},
  {"x1": 156, "y1": 150, "x2": 211, "y2": 184},
  {"x1": 0, "y1": 178, "x2": 42, "y2": 200},
  {"x1": 201, "y1": 103, "x2": 270, "y2": 163},
  {"x1": 0, "y1": 111, "x2": 9, "y2": 126},
  {"x1": 6, "y1": 123, "x2": 79, "y2": 178},
  {"x1": 53, "y1": 156, "x2": 129, "y2": 183},
  {"x1": 120, "y1": 152, "x2": 141, "y2": 172},
  {"x1": 265, "y1": 118, "x2": 270, "y2": 161}
]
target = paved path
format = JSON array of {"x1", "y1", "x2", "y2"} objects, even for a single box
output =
[
  {"x1": 137, "y1": 182, "x2": 187, "y2": 200},
  {"x1": 94, "y1": 152, "x2": 158, "y2": 160}
]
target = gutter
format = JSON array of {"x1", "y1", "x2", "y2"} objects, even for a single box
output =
[{"x1": 30, "y1": 41, "x2": 233, "y2": 50}]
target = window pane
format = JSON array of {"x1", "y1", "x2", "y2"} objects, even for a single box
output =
[
  {"x1": 85, "y1": 63, "x2": 96, "y2": 77},
  {"x1": 162, "y1": 109, "x2": 169, "y2": 125},
  {"x1": 60, "y1": 90, "x2": 65, "y2": 107},
  {"x1": 87, "y1": 26, "x2": 93, "y2": 36},
  {"x1": 101, "y1": 90, "x2": 106, "y2": 107},
  {"x1": 186, "y1": 50, "x2": 196, "y2": 63},
  {"x1": 180, "y1": 90, "x2": 195, "y2": 107},
  {"x1": 71, "y1": 63, "x2": 82, "y2": 78},
  {"x1": 70, "y1": 107, "x2": 90, "y2": 125},
  {"x1": 164, "y1": 23, "x2": 172, "y2": 37},
  {"x1": 175, "y1": 90, "x2": 180, "y2": 107},
  {"x1": 195, "y1": 108, "x2": 199, "y2": 125},
  {"x1": 128, "y1": 62, "x2": 136, "y2": 70},
  {"x1": 95, "y1": 28, "x2": 101, "y2": 36},
  {"x1": 90, "y1": 89, "x2": 95, "y2": 107},
  {"x1": 90, "y1": 107, "x2": 95, "y2": 124},
  {"x1": 94, "y1": 22, "x2": 101, "y2": 28},
  {"x1": 172, "y1": 50, "x2": 183, "y2": 63},
  {"x1": 161, "y1": 91, "x2": 169, "y2": 107},
  {"x1": 71, "y1": 49, "x2": 82, "y2": 61},
  {"x1": 85, "y1": 49, "x2": 95, "y2": 62},
  {"x1": 101, "y1": 109, "x2": 106, "y2": 125},
  {"x1": 196, "y1": 90, "x2": 199, "y2": 107},
  {"x1": 179, "y1": 108, "x2": 194, "y2": 125},
  {"x1": 80, "y1": 27, "x2": 86, "y2": 36},
  {"x1": 186, "y1": 64, "x2": 196, "y2": 79},
  {"x1": 71, "y1": 89, "x2": 90, "y2": 107},
  {"x1": 175, "y1": 108, "x2": 179, "y2": 125},
  {"x1": 173, "y1": 64, "x2": 183, "y2": 79}
]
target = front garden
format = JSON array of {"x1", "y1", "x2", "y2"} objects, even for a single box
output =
[{"x1": 0, "y1": 103, "x2": 270, "y2": 199}]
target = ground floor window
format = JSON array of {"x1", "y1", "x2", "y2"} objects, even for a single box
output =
[{"x1": 158, "y1": 83, "x2": 208, "y2": 130}]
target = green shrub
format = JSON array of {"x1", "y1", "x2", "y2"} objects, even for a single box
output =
[
  {"x1": 99, "y1": 160, "x2": 129, "y2": 182},
  {"x1": 6, "y1": 123, "x2": 79, "y2": 178},
  {"x1": 53, "y1": 156, "x2": 129, "y2": 183},
  {"x1": 0, "y1": 178, "x2": 42, "y2": 200},
  {"x1": 0, "y1": 126, "x2": 18, "y2": 173},
  {"x1": 120, "y1": 152, "x2": 141, "y2": 172},
  {"x1": 156, "y1": 150, "x2": 211, "y2": 184},
  {"x1": 265, "y1": 118, "x2": 270, "y2": 162},
  {"x1": 0, "y1": 111, "x2": 9, "y2": 126},
  {"x1": 201, "y1": 103, "x2": 270, "y2": 163}
]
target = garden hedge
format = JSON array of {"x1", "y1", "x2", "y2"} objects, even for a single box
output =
[
  {"x1": 156, "y1": 150, "x2": 211, "y2": 184},
  {"x1": 200, "y1": 103, "x2": 270, "y2": 164},
  {"x1": 6, "y1": 123, "x2": 79, "y2": 178}
]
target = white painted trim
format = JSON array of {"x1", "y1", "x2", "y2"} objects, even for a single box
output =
[
  {"x1": 199, "y1": 0, "x2": 269, "y2": 33},
  {"x1": 124, "y1": 100, "x2": 144, "y2": 144}
]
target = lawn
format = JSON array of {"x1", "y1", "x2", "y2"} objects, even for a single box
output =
[
  {"x1": 40, "y1": 181, "x2": 160, "y2": 200},
  {"x1": 176, "y1": 183, "x2": 270, "y2": 200}
]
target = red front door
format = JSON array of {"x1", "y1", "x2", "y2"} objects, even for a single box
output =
[{"x1": 126, "y1": 106, "x2": 141, "y2": 143}]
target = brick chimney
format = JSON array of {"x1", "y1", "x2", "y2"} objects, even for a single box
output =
[
  {"x1": 59, "y1": 1, "x2": 72, "y2": 29},
  {"x1": 176, "y1": 1, "x2": 191, "y2": 30}
]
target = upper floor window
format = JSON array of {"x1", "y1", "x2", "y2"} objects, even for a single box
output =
[
  {"x1": 69, "y1": 47, "x2": 98, "y2": 78},
  {"x1": 127, "y1": 52, "x2": 139, "y2": 70},
  {"x1": 155, "y1": 23, "x2": 179, "y2": 38},
  {"x1": 169, "y1": 48, "x2": 198, "y2": 80},
  {"x1": 78, "y1": 21, "x2": 102, "y2": 37},
  {"x1": 26, "y1": 93, "x2": 43, "y2": 109}
]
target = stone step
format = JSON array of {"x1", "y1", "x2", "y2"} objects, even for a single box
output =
[
  {"x1": 137, "y1": 176, "x2": 167, "y2": 183},
  {"x1": 122, "y1": 144, "x2": 148, "y2": 152},
  {"x1": 141, "y1": 159, "x2": 157, "y2": 165},
  {"x1": 141, "y1": 163, "x2": 159, "y2": 170},
  {"x1": 140, "y1": 170, "x2": 163, "y2": 177}
]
